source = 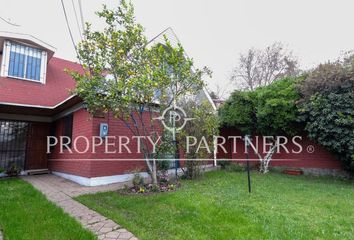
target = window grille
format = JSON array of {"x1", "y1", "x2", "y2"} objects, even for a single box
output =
[
  {"x1": 1, "y1": 40, "x2": 47, "y2": 83},
  {"x1": 0, "y1": 121, "x2": 29, "y2": 171},
  {"x1": 8, "y1": 42, "x2": 42, "y2": 81}
]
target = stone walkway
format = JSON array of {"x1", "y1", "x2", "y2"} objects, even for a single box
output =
[
  {"x1": 23, "y1": 174, "x2": 137, "y2": 240},
  {"x1": 0, "y1": 230, "x2": 3, "y2": 240}
]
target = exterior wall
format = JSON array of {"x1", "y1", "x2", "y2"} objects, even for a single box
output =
[
  {"x1": 88, "y1": 111, "x2": 150, "y2": 177},
  {"x1": 0, "y1": 50, "x2": 173, "y2": 181},
  {"x1": 49, "y1": 108, "x2": 94, "y2": 177},
  {"x1": 49, "y1": 159, "x2": 91, "y2": 178},
  {"x1": 89, "y1": 160, "x2": 146, "y2": 178},
  {"x1": 50, "y1": 108, "x2": 93, "y2": 160},
  {"x1": 49, "y1": 109, "x2": 153, "y2": 178},
  {"x1": 218, "y1": 128, "x2": 343, "y2": 170}
]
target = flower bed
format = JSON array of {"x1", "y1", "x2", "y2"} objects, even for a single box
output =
[{"x1": 121, "y1": 170, "x2": 181, "y2": 195}]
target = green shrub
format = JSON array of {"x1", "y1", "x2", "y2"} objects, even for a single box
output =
[
  {"x1": 151, "y1": 184, "x2": 160, "y2": 192},
  {"x1": 225, "y1": 163, "x2": 245, "y2": 172},
  {"x1": 298, "y1": 59, "x2": 354, "y2": 171},
  {"x1": 218, "y1": 161, "x2": 245, "y2": 172},
  {"x1": 219, "y1": 77, "x2": 302, "y2": 136},
  {"x1": 156, "y1": 158, "x2": 172, "y2": 172},
  {"x1": 6, "y1": 163, "x2": 21, "y2": 177},
  {"x1": 132, "y1": 172, "x2": 144, "y2": 188},
  {"x1": 217, "y1": 160, "x2": 231, "y2": 169}
]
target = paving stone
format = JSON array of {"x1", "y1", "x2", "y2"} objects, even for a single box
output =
[
  {"x1": 0, "y1": 230, "x2": 3, "y2": 240},
  {"x1": 98, "y1": 235, "x2": 106, "y2": 240},
  {"x1": 89, "y1": 215, "x2": 108, "y2": 224},
  {"x1": 103, "y1": 237, "x2": 118, "y2": 240},
  {"x1": 118, "y1": 231, "x2": 134, "y2": 239},
  {"x1": 103, "y1": 219, "x2": 120, "y2": 229},
  {"x1": 105, "y1": 231, "x2": 120, "y2": 238},
  {"x1": 87, "y1": 221, "x2": 107, "y2": 233},
  {"x1": 100, "y1": 227, "x2": 116, "y2": 234},
  {"x1": 23, "y1": 174, "x2": 138, "y2": 240}
]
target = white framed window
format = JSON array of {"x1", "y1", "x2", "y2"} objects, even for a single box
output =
[{"x1": 1, "y1": 40, "x2": 47, "y2": 83}]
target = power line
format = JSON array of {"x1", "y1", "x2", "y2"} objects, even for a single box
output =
[
  {"x1": 71, "y1": 0, "x2": 83, "y2": 39},
  {"x1": 0, "y1": 16, "x2": 20, "y2": 27},
  {"x1": 78, "y1": 0, "x2": 85, "y2": 35},
  {"x1": 60, "y1": 0, "x2": 79, "y2": 57}
]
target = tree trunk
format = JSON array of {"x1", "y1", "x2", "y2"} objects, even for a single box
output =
[
  {"x1": 258, "y1": 142, "x2": 278, "y2": 173},
  {"x1": 151, "y1": 159, "x2": 157, "y2": 184}
]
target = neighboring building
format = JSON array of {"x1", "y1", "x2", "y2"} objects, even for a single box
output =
[{"x1": 0, "y1": 31, "x2": 215, "y2": 185}]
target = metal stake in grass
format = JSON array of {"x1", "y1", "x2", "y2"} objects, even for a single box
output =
[{"x1": 245, "y1": 135, "x2": 252, "y2": 193}]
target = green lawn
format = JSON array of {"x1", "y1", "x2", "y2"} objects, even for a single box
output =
[
  {"x1": 76, "y1": 171, "x2": 354, "y2": 240},
  {"x1": 0, "y1": 178, "x2": 96, "y2": 240}
]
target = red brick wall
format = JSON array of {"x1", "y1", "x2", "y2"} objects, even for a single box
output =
[
  {"x1": 49, "y1": 109, "x2": 158, "y2": 177},
  {"x1": 49, "y1": 114, "x2": 343, "y2": 177},
  {"x1": 89, "y1": 160, "x2": 146, "y2": 178},
  {"x1": 50, "y1": 108, "x2": 93, "y2": 160},
  {"x1": 218, "y1": 128, "x2": 342, "y2": 170},
  {"x1": 49, "y1": 108, "x2": 95, "y2": 177},
  {"x1": 87, "y1": 111, "x2": 149, "y2": 177},
  {"x1": 49, "y1": 159, "x2": 92, "y2": 178}
]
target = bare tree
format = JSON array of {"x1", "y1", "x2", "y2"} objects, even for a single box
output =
[
  {"x1": 209, "y1": 84, "x2": 228, "y2": 100},
  {"x1": 231, "y1": 42, "x2": 299, "y2": 90}
]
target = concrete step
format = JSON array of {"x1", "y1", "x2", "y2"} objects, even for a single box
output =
[{"x1": 27, "y1": 169, "x2": 50, "y2": 175}]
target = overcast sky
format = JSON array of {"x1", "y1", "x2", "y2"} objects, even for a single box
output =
[{"x1": 1, "y1": 0, "x2": 353, "y2": 96}]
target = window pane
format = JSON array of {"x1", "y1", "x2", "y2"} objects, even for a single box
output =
[
  {"x1": 7, "y1": 42, "x2": 43, "y2": 81},
  {"x1": 26, "y1": 56, "x2": 41, "y2": 81},
  {"x1": 8, "y1": 51, "x2": 25, "y2": 78}
]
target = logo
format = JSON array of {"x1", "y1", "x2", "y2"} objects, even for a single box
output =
[{"x1": 154, "y1": 104, "x2": 194, "y2": 133}]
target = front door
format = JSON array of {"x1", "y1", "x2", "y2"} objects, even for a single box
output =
[{"x1": 25, "y1": 122, "x2": 50, "y2": 170}]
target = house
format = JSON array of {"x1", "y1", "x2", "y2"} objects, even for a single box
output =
[{"x1": 0, "y1": 31, "x2": 216, "y2": 185}]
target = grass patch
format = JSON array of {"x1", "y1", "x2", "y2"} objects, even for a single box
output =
[
  {"x1": 0, "y1": 178, "x2": 96, "y2": 240},
  {"x1": 76, "y1": 171, "x2": 354, "y2": 240}
]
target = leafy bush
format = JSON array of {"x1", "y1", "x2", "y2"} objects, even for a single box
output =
[
  {"x1": 217, "y1": 161, "x2": 244, "y2": 172},
  {"x1": 217, "y1": 160, "x2": 232, "y2": 169},
  {"x1": 155, "y1": 131, "x2": 176, "y2": 172},
  {"x1": 179, "y1": 100, "x2": 219, "y2": 179},
  {"x1": 300, "y1": 92, "x2": 354, "y2": 171},
  {"x1": 6, "y1": 163, "x2": 21, "y2": 177},
  {"x1": 150, "y1": 184, "x2": 160, "y2": 192},
  {"x1": 132, "y1": 172, "x2": 144, "y2": 188},
  {"x1": 183, "y1": 161, "x2": 204, "y2": 180},
  {"x1": 219, "y1": 77, "x2": 301, "y2": 173},
  {"x1": 220, "y1": 56, "x2": 354, "y2": 172},
  {"x1": 219, "y1": 77, "x2": 301, "y2": 136},
  {"x1": 218, "y1": 91, "x2": 256, "y2": 134},
  {"x1": 225, "y1": 163, "x2": 245, "y2": 172},
  {"x1": 298, "y1": 57, "x2": 354, "y2": 171},
  {"x1": 298, "y1": 61, "x2": 354, "y2": 100},
  {"x1": 255, "y1": 77, "x2": 302, "y2": 136}
]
